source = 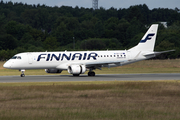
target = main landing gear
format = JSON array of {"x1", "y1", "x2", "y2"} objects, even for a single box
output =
[
  {"x1": 19, "y1": 69, "x2": 25, "y2": 77},
  {"x1": 88, "y1": 71, "x2": 95, "y2": 76},
  {"x1": 73, "y1": 74, "x2": 80, "y2": 76}
]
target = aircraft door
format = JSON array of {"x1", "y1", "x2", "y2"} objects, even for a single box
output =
[{"x1": 27, "y1": 53, "x2": 33, "y2": 64}]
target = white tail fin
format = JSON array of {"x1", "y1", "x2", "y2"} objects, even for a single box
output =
[{"x1": 128, "y1": 24, "x2": 158, "y2": 52}]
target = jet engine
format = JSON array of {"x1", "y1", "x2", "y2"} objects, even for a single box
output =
[
  {"x1": 68, "y1": 65, "x2": 86, "y2": 75},
  {"x1": 45, "y1": 69, "x2": 62, "y2": 73}
]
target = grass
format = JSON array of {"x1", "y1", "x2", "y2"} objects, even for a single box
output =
[
  {"x1": 0, "y1": 81, "x2": 180, "y2": 120},
  {"x1": 1, "y1": 59, "x2": 180, "y2": 119},
  {"x1": 1, "y1": 59, "x2": 180, "y2": 76}
]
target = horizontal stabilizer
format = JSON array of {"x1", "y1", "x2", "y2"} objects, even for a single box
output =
[{"x1": 143, "y1": 50, "x2": 175, "y2": 57}]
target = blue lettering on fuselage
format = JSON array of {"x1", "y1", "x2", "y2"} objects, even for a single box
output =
[
  {"x1": 37, "y1": 52, "x2": 98, "y2": 61},
  {"x1": 46, "y1": 54, "x2": 51, "y2": 61},
  {"x1": 83, "y1": 53, "x2": 87, "y2": 60},
  {"x1": 87, "y1": 53, "x2": 98, "y2": 60},
  {"x1": 72, "y1": 53, "x2": 82, "y2": 60},
  {"x1": 61, "y1": 53, "x2": 71, "y2": 61},
  {"x1": 50, "y1": 54, "x2": 61, "y2": 61},
  {"x1": 37, "y1": 54, "x2": 46, "y2": 61}
]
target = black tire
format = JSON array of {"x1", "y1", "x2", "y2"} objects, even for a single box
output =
[
  {"x1": 92, "y1": 72, "x2": 95, "y2": 76},
  {"x1": 88, "y1": 72, "x2": 90, "y2": 76},
  {"x1": 88, "y1": 71, "x2": 95, "y2": 76},
  {"x1": 73, "y1": 74, "x2": 80, "y2": 76},
  {"x1": 21, "y1": 74, "x2": 25, "y2": 77}
]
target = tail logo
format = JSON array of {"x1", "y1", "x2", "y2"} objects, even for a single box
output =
[{"x1": 140, "y1": 33, "x2": 155, "y2": 43}]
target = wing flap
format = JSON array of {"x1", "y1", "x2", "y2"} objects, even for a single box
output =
[{"x1": 83, "y1": 60, "x2": 129, "y2": 68}]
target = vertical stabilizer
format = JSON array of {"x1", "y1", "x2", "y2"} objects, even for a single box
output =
[{"x1": 129, "y1": 24, "x2": 158, "y2": 51}]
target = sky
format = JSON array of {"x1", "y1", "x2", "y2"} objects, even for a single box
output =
[{"x1": 3, "y1": 0, "x2": 180, "y2": 10}]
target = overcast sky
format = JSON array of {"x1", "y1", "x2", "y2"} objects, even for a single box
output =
[{"x1": 3, "y1": 0, "x2": 180, "y2": 9}]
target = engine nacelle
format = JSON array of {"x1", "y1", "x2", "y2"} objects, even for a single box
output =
[
  {"x1": 68, "y1": 65, "x2": 86, "y2": 74},
  {"x1": 45, "y1": 69, "x2": 62, "y2": 73}
]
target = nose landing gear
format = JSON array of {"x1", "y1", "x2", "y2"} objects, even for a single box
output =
[{"x1": 19, "y1": 69, "x2": 25, "y2": 77}]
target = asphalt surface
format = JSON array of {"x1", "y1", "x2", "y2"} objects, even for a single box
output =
[{"x1": 0, "y1": 73, "x2": 180, "y2": 83}]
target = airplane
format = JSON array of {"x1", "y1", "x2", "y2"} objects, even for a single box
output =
[{"x1": 3, "y1": 24, "x2": 174, "y2": 77}]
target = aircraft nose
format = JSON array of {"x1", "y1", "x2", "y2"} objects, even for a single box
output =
[{"x1": 3, "y1": 61, "x2": 12, "y2": 68}]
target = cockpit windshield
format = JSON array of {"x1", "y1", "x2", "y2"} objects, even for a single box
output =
[{"x1": 11, "y1": 56, "x2": 21, "y2": 59}]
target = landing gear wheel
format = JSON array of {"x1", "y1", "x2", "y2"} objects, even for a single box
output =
[
  {"x1": 73, "y1": 74, "x2": 80, "y2": 76},
  {"x1": 21, "y1": 74, "x2": 25, "y2": 77},
  {"x1": 20, "y1": 69, "x2": 25, "y2": 77},
  {"x1": 88, "y1": 71, "x2": 95, "y2": 76}
]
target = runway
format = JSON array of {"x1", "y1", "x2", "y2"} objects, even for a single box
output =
[{"x1": 0, "y1": 73, "x2": 180, "y2": 83}]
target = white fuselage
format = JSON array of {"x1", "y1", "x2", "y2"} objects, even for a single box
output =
[
  {"x1": 4, "y1": 24, "x2": 170, "y2": 77},
  {"x1": 3, "y1": 50, "x2": 147, "y2": 70}
]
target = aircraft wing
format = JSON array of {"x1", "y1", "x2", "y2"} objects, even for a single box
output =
[
  {"x1": 82, "y1": 60, "x2": 127, "y2": 69},
  {"x1": 56, "y1": 60, "x2": 126, "y2": 70},
  {"x1": 85, "y1": 49, "x2": 175, "y2": 69}
]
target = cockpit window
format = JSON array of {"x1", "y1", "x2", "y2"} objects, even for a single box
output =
[
  {"x1": 11, "y1": 56, "x2": 21, "y2": 59},
  {"x1": 17, "y1": 56, "x2": 21, "y2": 59},
  {"x1": 11, "y1": 56, "x2": 17, "y2": 59}
]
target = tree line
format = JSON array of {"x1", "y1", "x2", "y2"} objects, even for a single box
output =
[{"x1": 0, "y1": 1, "x2": 180, "y2": 60}]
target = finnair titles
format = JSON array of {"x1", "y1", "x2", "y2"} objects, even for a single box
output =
[
  {"x1": 3, "y1": 24, "x2": 174, "y2": 77},
  {"x1": 37, "y1": 52, "x2": 126, "y2": 62},
  {"x1": 37, "y1": 53, "x2": 98, "y2": 61}
]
